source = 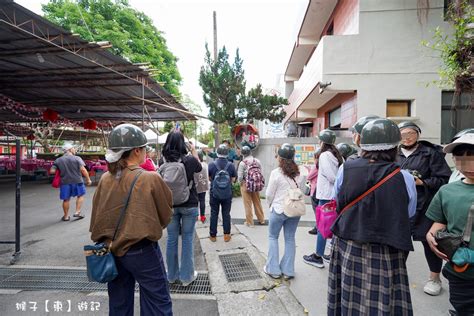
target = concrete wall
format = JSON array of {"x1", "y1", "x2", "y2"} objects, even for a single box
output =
[
  {"x1": 286, "y1": 0, "x2": 450, "y2": 143},
  {"x1": 321, "y1": 0, "x2": 450, "y2": 143}
]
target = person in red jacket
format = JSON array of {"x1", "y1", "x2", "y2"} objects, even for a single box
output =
[{"x1": 140, "y1": 146, "x2": 157, "y2": 171}]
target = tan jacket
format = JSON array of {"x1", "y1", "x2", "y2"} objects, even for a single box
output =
[{"x1": 89, "y1": 166, "x2": 173, "y2": 257}]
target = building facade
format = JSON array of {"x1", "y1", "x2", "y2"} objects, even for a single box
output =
[{"x1": 283, "y1": 0, "x2": 465, "y2": 143}]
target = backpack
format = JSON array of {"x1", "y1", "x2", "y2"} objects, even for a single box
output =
[
  {"x1": 158, "y1": 158, "x2": 192, "y2": 205},
  {"x1": 244, "y1": 158, "x2": 265, "y2": 192},
  {"x1": 283, "y1": 177, "x2": 306, "y2": 217},
  {"x1": 211, "y1": 162, "x2": 233, "y2": 200}
]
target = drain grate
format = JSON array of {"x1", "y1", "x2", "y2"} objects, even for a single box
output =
[
  {"x1": 0, "y1": 268, "x2": 212, "y2": 295},
  {"x1": 219, "y1": 253, "x2": 261, "y2": 283}
]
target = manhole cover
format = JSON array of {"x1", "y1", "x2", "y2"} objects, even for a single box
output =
[
  {"x1": 0, "y1": 268, "x2": 212, "y2": 295},
  {"x1": 219, "y1": 253, "x2": 261, "y2": 283}
]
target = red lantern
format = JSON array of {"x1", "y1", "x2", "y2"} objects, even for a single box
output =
[
  {"x1": 26, "y1": 134, "x2": 35, "y2": 140},
  {"x1": 83, "y1": 119, "x2": 97, "y2": 130},
  {"x1": 43, "y1": 109, "x2": 58, "y2": 122}
]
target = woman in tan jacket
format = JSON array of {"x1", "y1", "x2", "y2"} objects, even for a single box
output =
[{"x1": 89, "y1": 124, "x2": 173, "y2": 316}]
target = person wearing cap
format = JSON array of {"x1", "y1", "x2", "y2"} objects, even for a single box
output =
[
  {"x1": 336, "y1": 143, "x2": 357, "y2": 161},
  {"x1": 238, "y1": 145, "x2": 265, "y2": 226},
  {"x1": 89, "y1": 123, "x2": 173, "y2": 315},
  {"x1": 449, "y1": 128, "x2": 474, "y2": 183},
  {"x1": 50, "y1": 143, "x2": 91, "y2": 221},
  {"x1": 425, "y1": 133, "x2": 474, "y2": 315},
  {"x1": 348, "y1": 115, "x2": 379, "y2": 160},
  {"x1": 264, "y1": 143, "x2": 302, "y2": 280},
  {"x1": 139, "y1": 146, "x2": 157, "y2": 171},
  {"x1": 207, "y1": 140, "x2": 240, "y2": 163},
  {"x1": 208, "y1": 144, "x2": 237, "y2": 242},
  {"x1": 396, "y1": 121, "x2": 452, "y2": 296},
  {"x1": 328, "y1": 118, "x2": 417, "y2": 315},
  {"x1": 303, "y1": 129, "x2": 344, "y2": 268}
]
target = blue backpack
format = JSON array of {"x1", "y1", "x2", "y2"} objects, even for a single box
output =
[{"x1": 211, "y1": 162, "x2": 232, "y2": 200}]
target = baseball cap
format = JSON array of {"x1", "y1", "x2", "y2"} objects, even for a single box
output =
[
  {"x1": 443, "y1": 134, "x2": 474, "y2": 154},
  {"x1": 62, "y1": 143, "x2": 75, "y2": 152}
]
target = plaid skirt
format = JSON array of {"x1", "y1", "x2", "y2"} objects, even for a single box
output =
[{"x1": 327, "y1": 237, "x2": 413, "y2": 316}]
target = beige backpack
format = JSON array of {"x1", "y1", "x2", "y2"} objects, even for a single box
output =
[{"x1": 283, "y1": 177, "x2": 306, "y2": 217}]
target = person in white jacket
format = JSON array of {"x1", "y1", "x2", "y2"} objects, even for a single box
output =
[
  {"x1": 303, "y1": 129, "x2": 343, "y2": 268},
  {"x1": 264, "y1": 144, "x2": 302, "y2": 280}
]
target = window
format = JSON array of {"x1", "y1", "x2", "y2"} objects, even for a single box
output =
[
  {"x1": 329, "y1": 106, "x2": 341, "y2": 128},
  {"x1": 441, "y1": 91, "x2": 473, "y2": 144},
  {"x1": 386, "y1": 100, "x2": 411, "y2": 117}
]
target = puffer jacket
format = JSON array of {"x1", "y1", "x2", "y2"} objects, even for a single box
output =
[{"x1": 397, "y1": 141, "x2": 451, "y2": 240}]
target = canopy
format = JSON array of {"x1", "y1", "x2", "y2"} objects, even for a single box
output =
[{"x1": 0, "y1": 1, "x2": 195, "y2": 122}]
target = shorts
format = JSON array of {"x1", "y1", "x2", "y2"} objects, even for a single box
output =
[{"x1": 59, "y1": 183, "x2": 86, "y2": 200}]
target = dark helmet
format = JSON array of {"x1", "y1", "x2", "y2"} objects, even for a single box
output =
[
  {"x1": 360, "y1": 118, "x2": 401, "y2": 151},
  {"x1": 278, "y1": 143, "x2": 295, "y2": 160},
  {"x1": 452, "y1": 128, "x2": 474, "y2": 141},
  {"x1": 336, "y1": 143, "x2": 357, "y2": 159},
  {"x1": 351, "y1": 115, "x2": 380, "y2": 134},
  {"x1": 197, "y1": 150, "x2": 204, "y2": 162},
  {"x1": 241, "y1": 146, "x2": 251, "y2": 157},
  {"x1": 217, "y1": 144, "x2": 229, "y2": 157},
  {"x1": 398, "y1": 121, "x2": 421, "y2": 134},
  {"x1": 318, "y1": 129, "x2": 336, "y2": 145},
  {"x1": 108, "y1": 124, "x2": 148, "y2": 150}
]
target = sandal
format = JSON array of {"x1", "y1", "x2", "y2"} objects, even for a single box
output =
[
  {"x1": 61, "y1": 216, "x2": 70, "y2": 221},
  {"x1": 73, "y1": 212, "x2": 85, "y2": 220}
]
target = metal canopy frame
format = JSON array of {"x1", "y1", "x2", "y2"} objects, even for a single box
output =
[
  {"x1": 0, "y1": 0, "x2": 196, "y2": 122},
  {"x1": 0, "y1": 132, "x2": 21, "y2": 265}
]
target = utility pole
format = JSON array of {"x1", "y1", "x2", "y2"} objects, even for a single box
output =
[{"x1": 213, "y1": 10, "x2": 220, "y2": 147}]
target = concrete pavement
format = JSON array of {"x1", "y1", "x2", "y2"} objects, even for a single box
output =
[{"x1": 0, "y1": 180, "x2": 453, "y2": 315}]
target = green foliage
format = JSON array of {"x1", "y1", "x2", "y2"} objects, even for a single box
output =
[
  {"x1": 199, "y1": 44, "x2": 287, "y2": 129},
  {"x1": 232, "y1": 182, "x2": 241, "y2": 198},
  {"x1": 42, "y1": 0, "x2": 182, "y2": 96},
  {"x1": 422, "y1": 0, "x2": 473, "y2": 88}
]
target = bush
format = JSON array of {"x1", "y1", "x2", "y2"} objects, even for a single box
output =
[{"x1": 232, "y1": 182, "x2": 241, "y2": 197}]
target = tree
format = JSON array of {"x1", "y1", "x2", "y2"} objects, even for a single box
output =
[
  {"x1": 199, "y1": 44, "x2": 287, "y2": 139},
  {"x1": 42, "y1": 0, "x2": 182, "y2": 96},
  {"x1": 422, "y1": 0, "x2": 473, "y2": 108}
]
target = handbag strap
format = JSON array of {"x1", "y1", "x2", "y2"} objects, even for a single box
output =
[
  {"x1": 111, "y1": 169, "x2": 143, "y2": 242},
  {"x1": 340, "y1": 167, "x2": 401, "y2": 215},
  {"x1": 463, "y1": 203, "x2": 474, "y2": 244}
]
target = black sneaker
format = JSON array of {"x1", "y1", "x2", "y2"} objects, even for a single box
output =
[
  {"x1": 308, "y1": 227, "x2": 318, "y2": 235},
  {"x1": 322, "y1": 254, "x2": 331, "y2": 264},
  {"x1": 303, "y1": 253, "x2": 324, "y2": 268}
]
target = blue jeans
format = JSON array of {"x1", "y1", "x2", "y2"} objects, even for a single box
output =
[
  {"x1": 108, "y1": 243, "x2": 172, "y2": 316},
  {"x1": 266, "y1": 209, "x2": 300, "y2": 276},
  {"x1": 209, "y1": 197, "x2": 232, "y2": 236},
  {"x1": 166, "y1": 207, "x2": 198, "y2": 283},
  {"x1": 316, "y1": 199, "x2": 331, "y2": 256}
]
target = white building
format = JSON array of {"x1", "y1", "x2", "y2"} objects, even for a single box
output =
[{"x1": 283, "y1": 0, "x2": 471, "y2": 144}]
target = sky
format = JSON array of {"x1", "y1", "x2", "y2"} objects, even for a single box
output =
[{"x1": 15, "y1": 0, "x2": 307, "y2": 118}]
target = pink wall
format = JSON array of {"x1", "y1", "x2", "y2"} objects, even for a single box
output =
[
  {"x1": 322, "y1": 0, "x2": 359, "y2": 36},
  {"x1": 340, "y1": 95, "x2": 357, "y2": 129}
]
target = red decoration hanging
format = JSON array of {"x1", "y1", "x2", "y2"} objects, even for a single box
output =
[
  {"x1": 43, "y1": 109, "x2": 58, "y2": 122},
  {"x1": 83, "y1": 119, "x2": 97, "y2": 130},
  {"x1": 26, "y1": 134, "x2": 35, "y2": 140}
]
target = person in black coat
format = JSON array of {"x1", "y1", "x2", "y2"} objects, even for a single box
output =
[{"x1": 397, "y1": 121, "x2": 451, "y2": 296}]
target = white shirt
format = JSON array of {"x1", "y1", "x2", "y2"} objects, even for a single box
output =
[
  {"x1": 316, "y1": 151, "x2": 340, "y2": 200},
  {"x1": 265, "y1": 167, "x2": 302, "y2": 214}
]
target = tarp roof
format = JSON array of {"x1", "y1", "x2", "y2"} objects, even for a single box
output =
[{"x1": 0, "y1": 0, "x2": 195, "y2": 122}]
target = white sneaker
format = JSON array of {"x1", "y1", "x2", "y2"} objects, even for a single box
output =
[
  {"x1": 181, "y1": 271, "x2": 198, "y2": 287},
  {"x1": 423, "y1": 279, "x2": 442, "y2": 296}
]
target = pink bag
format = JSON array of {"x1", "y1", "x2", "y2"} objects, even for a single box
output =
[
  {"x1": 316, "y1": 200, "x2": 337, "y2": 239},
  {"x1": 52, "y1": 170, "x2": 61, "y2": 188}
]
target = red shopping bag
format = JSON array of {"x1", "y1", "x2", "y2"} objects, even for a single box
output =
[
  {"x1": 315, "y1": 200, "x2": 337, "y2": 239},
  {"x1": 52, "y1": 170, "x2": 61, "y2": 188}
]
